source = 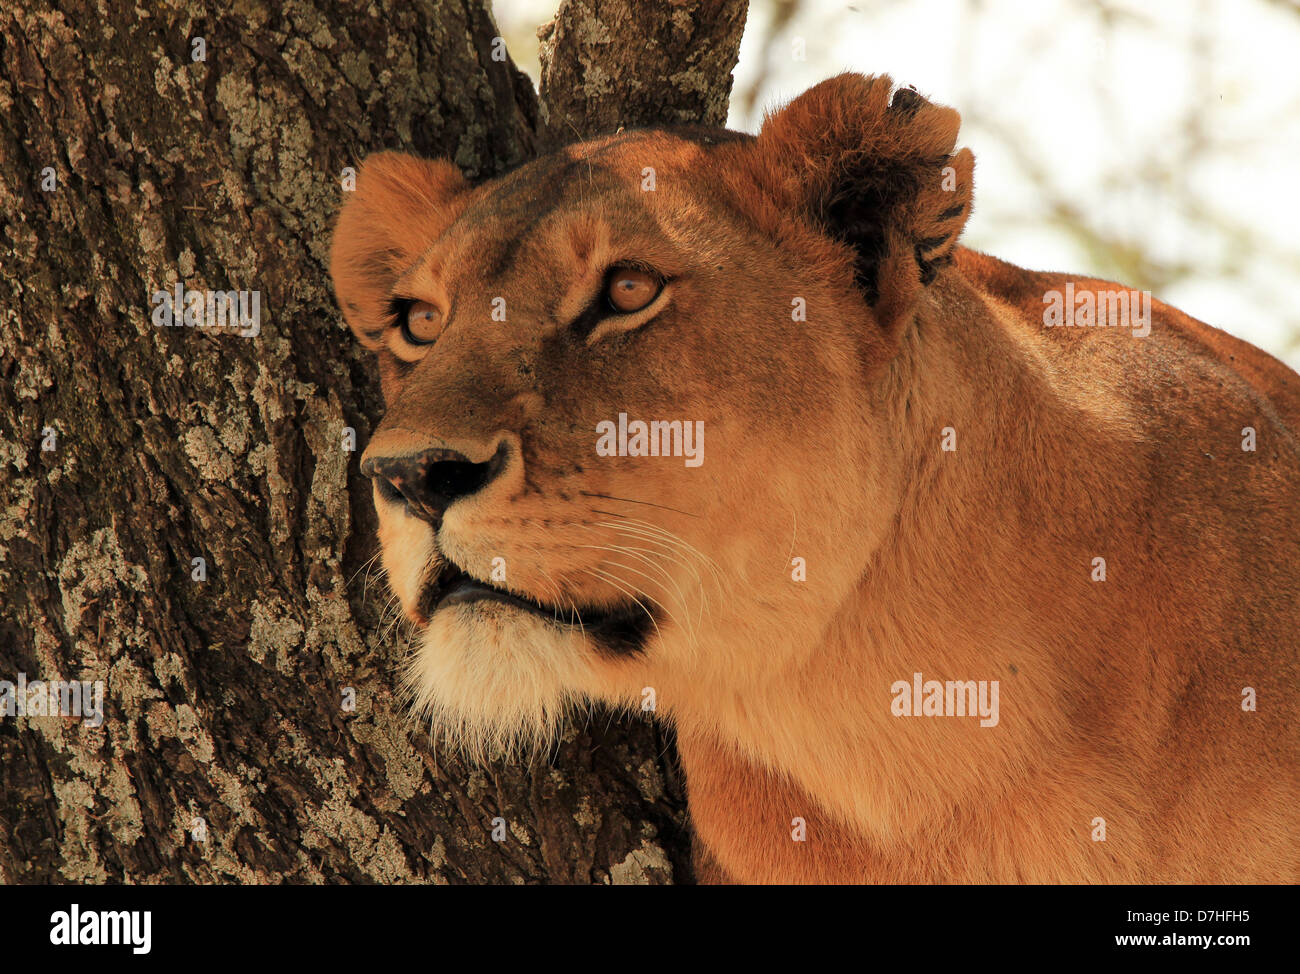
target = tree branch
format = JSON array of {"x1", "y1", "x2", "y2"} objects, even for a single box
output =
[{"x1": 537, "y1": 0, "x2": 748, "y2": 146}]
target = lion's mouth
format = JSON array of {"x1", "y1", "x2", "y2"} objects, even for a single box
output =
[{"x1": 416, "y1": 560, "x2": 653, "y2": 656}]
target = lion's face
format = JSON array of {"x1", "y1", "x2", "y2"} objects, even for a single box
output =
[{"x1": 330, "y1": 76, "x2": 972, "y2": 754}]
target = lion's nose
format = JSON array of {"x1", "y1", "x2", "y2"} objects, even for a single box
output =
[{"x1": 360, "y1": 446, "x2": 503, "y2": 523}]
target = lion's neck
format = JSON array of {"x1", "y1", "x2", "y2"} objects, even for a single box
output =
[{"x1": 674, "y1": 278, "x2": 1092, "y2": 875}]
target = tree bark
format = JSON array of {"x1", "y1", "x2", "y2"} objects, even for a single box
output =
[
  {"x1": 538, "y1": 0, "x2": 747, "y2": 144},
  {"x1": 0, "y1": 0, "x2": 745, "y2": 884}
]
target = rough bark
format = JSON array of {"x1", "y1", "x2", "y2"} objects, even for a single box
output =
[
  {"x1": 0, "y1": 0, "x2": 744, "y2": 884},
  {"x1": 538, "y1": 0, "x2": 747, "y2": 144}
]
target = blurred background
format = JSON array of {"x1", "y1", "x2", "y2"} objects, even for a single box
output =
[{"x1": 495, "y1": 0, "x2": 1300, "y2": 367}]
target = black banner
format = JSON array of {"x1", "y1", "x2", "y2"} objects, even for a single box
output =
[{"x1": 0, "y1": 883, "x2": 1285, "y2": 961}]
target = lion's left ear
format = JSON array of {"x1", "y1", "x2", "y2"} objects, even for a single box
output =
[{"x1": 753, "y1": 73, "x2": 974, "y2": 342}]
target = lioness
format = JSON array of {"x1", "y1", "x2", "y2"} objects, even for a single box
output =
[{"x1": 330, "y1": 74, "x2": 1299, "y2": 883}]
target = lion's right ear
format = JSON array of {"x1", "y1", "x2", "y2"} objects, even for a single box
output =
[
  {"x1": 751, "y1": 74, "x2": 974, "y2": 347},
  {"x1": 329, "y1": 153, "x2": 469, "y2": 349}
]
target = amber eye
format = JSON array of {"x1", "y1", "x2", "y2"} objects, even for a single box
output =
[
  {"x1": 606, "y1": 267, "x2": 660, "y2": 313},
  {"x1": 401, "y1": 300, "x2": 443, "y2": 345}
]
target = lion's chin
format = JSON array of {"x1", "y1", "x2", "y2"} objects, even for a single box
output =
[{"x1": 403, "y1": 600, "x2": 598, "y2": 760}]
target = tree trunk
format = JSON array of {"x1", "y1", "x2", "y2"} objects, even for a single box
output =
[{"x1": 0, "y1": 0, "x2": 745, "y2": 884}]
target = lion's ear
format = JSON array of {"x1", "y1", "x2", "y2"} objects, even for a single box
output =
[
  {"x1": 754, "y1": 73, "x2": 973, "y2": 341},
  {"x1": 329, "y1": 152, "x2": 469, "y2": 349}
]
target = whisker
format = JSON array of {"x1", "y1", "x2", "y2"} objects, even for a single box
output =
[
  {"x1": 595, "y1": 544, "x2": 693, "y2": 617},
  {"x1": 576, "y1": 523, "x2": 712, "y2": 618},
  {"x1": 609, "y1": 515, "x2": 728, "y2": 577},
  {"x1": 593, "y1": 519, "x2": 732, "y2": 599},
  {"x1": 576, "y1": 545, "x2": 698, "y2": 643},
  {"x1": 594, "y1": 521, "x2": 729, "y2": 622},
  {"x1": 598, "y1": 533, "x2": 713, "y2": 627},
  {"x1": 581, "y1": 492, "x2": 701, "y2": 518},
  {"x1": 347, "y1": 549, "x2": 382, "y2": 589},
  {"x1": 578, "y1": 566, "x2": 665, "y2": 644},
  {"x1": 517, "y1": 541, "x2": 588, "y2": 635}
]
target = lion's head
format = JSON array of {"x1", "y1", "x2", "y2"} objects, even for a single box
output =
[{"x1": 329, "y1": 73, "x2": 972, "y2": 757}]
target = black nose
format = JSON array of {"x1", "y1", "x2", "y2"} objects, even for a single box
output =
[{"x1": 361, "y1": 446, "x2": 502, "y2": 523}]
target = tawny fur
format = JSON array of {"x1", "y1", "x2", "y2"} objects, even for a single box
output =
[{"x1": 330, "y1": 74, "x2": 1300, "y2": 884}]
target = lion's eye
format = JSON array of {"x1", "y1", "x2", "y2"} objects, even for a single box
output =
[
  {"x1": 606, "y1": 268, "x2": 660, "y2": 313},
  {"x1": 401, "y1": 301, "x2": 443, "y2": 345}
]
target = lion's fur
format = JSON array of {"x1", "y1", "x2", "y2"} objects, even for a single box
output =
[{"x1": 330, "y1": 74, "x2": 1300, "y2": 883}]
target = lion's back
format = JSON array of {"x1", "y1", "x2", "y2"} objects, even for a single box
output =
[{"x1": 955, "y1": 247, "x2": 1300, "y2": 431}]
